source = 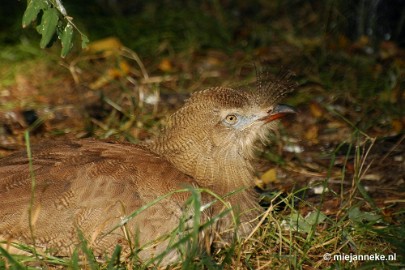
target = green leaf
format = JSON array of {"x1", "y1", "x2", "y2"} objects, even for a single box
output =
[
  {"x1": 306, "y1": 210, "x2": 327, "y2": 226},
  {"x1": 60, "y1": 23, "x2": 74, "y2": 57},
  {"x1": 288, "y1": 211, "x2": 326, "y2": 234},
  {"x1": 39, "y1": 7, "x2": 59, "y2": 48},
  {"x1": 22, "y1": 0, "x2": 47, "y2": 28},
  {"x1": 348, "y1": 207, "x2": 381, "y2": 223},
  {"x1": 81, "y1": 34, "x2": 90, "y2": 49},
  {"x1": 289, "y1": 213, "x2": 310, "y2": 232}
]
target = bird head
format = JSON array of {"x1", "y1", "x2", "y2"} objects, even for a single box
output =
[{"x1": 150, "y1": 74, "x2": 296, "y2": 171}]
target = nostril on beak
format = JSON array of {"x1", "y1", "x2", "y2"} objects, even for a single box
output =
[{"x1": 261, "y1": 104, "x2": 296, "y2": 123}]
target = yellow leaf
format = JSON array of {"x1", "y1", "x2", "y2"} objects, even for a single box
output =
[
  {"x1": 356, "y1": 35, "x2": 370, "y2": 48},
  {"x1": 327, "y1": 121, "x2": 345, "y2": 129},
  {"x1": 206, "y1": 56, "x2": 221, "y2": 66},
  {"x1": 86, "y1": 37, "x2": 123, "y2": 54},
  {"x1": 392, "y1": 119, "x2": 403, "y2": 133},
  {"x1": 305, "y1": 125, "x2": 319, "y2": 143},
  {"x1": 89, "y1": 75, "x2": 110, "y2": 90},
  {"x1": 260, "y1": 168, "x2": 277, "y2": 184},
  {"x1": 158, "y1": 58, "x2": 173, "y2": 72},
  {"x1": 309, "y1": 102, "x2": 323, "y2": 118},
  {"x1": 119, "y1": 60, "x2": 130, "y2": 75},
  {"x1": 107, "y1": 68, "x2": 122, "y2": 79}
]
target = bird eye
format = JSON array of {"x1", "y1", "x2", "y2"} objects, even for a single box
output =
[{"x1": 225, "y1": 114, "x2": 238, "y2": 125}]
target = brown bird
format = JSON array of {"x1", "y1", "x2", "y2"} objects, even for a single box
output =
[{"x1": 0, "y1": 75, "x2": 295, "y2": 265}]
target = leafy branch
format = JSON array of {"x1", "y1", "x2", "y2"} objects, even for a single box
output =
[{"x1": 22, "y1": 0, "x2": 89, "y2": 57}]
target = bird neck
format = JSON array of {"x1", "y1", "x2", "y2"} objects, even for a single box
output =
[
  {"x1": 146, "y1": 138, "x2": 256, "y2": 196},
  {"x1": 147, "y1": 136, "x2": 261, "y2": 226}
]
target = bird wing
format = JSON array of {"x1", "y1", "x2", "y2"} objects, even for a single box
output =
[{"x1": 0, "y1": 139, "x2": 195, "y2": 257}]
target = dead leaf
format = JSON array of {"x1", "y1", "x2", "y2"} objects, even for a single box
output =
[
  {"x1": 351, "y1": 35, "x2": 370, "y2": 51},
  {"x1": 305, "y1": 125, "x2": 319, "y2": 143},
  {"x1": 361, "y1": 174, "x2": 381, "y2": 181},
  {"x1": 309, "y1": 102, "x2": 323, "y2": 118},
  {"x1": 90, "y1": 60, "x2": 130, "y2": 89},
  {"x1": 261, "y1": 168, "x2": 278, "y2": 184},
  {"x1": 90, "y1": 73, "x2": 112, "y2": 89},
  {"x1": 379, "y1": 41, "x2": 399, "y2": 60},
  {"x1": 86, "y1": 37, "x2": 123, "y2": 55},
  {"x1": 392, "y1": 119, "x2": 403, "y2": 133},
  {"x1": 338, "y1": 34, "x2": 349, "y2": 49},
  {"x1": 326, "y1": 121, "x2": 345, "y2": 129},
  {"x1": 119, "y1": 60, "x2": 131, "y2": 74},
  {"x1": 158, "y1": 58, "x2": 173, "y2": 72}
]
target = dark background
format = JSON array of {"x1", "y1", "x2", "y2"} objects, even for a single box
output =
[{"x1": 1, "y1": 0, "x2": 404, "y2": 56}]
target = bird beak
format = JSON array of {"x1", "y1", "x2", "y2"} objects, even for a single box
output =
[{"x1": 260, "y1": 104, "x2": 296, "y2": 123}]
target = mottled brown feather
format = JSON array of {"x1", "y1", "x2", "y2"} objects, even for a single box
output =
[{"x1": 0, "y1": 140, "x2": 195, "y2": 262}]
